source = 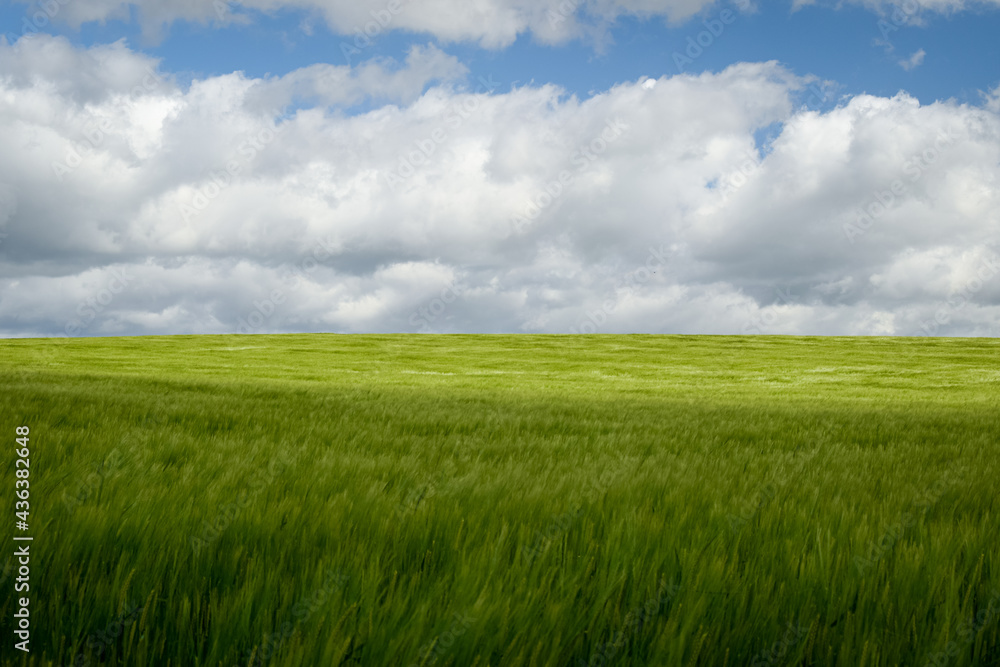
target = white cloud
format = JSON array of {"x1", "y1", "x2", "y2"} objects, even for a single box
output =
[
  {"x1": 1, "y1": 36, "x2": 999, "y2": 338},
  {"x1": 6, "y1": 0, "x2": 999, "y2": 47},
  {"x1": 2, "y1": 0, "x2": 754, "y2": 47},
  {"x1": 818, "y1": 0, "x2": 1000, "y2": 19},
  {"x1": 898, "y1": 48, "x2": 926, "y2": 70},
  {"x1": 986, "y1": 85, "x2": 1000, "y2": 113},
  {"x1": 243, "y1": 43, "x2": 468, "y2": 112},
  {"x1": 863, "y1": 0, "x2": 1000, "y2": 12}
]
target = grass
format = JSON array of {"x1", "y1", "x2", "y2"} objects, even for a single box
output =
[{"x1": 1, "y1": 334, "x2": 999, "y2": 666}]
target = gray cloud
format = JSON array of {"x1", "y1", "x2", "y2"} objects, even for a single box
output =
[{"x1": 1, "y1": 37, "x2": 999, "y2": 338}]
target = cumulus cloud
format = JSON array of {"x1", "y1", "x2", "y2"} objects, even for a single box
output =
[
  {"x1": 988, "y1": 85, "x2": 1000, "y2": 113},
  {"x1": 243, "y1": 43, "x2": 468, "y2": 112},
  {"x1": 3, "y1": 0, "x2": 752, "y2": 47},
  {"x1": 898, "y1": 48, "x2": 926, "y2": 70},
  {"x1": 863, "y1": 0, "x2": 1000, "y2": 12},
  {"x1": 1, "y1": 36, "x2": 999, "y2": 338},
  {"x1": 7, "y1": 0, "x2": 1000, "y2": 47},
  {"x1": 812, "y1": 0, "x2": 1000, "y2": 17}
]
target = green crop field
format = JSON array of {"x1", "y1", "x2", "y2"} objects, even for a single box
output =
[{"x1": 1, "y1": 334, "x2": 999, "y2": 667}]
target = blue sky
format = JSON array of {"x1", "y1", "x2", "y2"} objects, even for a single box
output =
[
  {"x1": 0, "y1": 0, "x2": 999, "y2": 337},
  {"x1": 4, "y1": 1, "x2": 999, "y2": 105}
]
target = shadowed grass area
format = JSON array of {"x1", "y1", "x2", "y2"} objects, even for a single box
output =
[{"x1": 1, "y1": 334, "x2": 998, "y2": 666}]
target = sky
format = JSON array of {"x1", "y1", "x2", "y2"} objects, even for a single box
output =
[{"x1": 0, "y1": 0, "x2": 998, "y2": 337}]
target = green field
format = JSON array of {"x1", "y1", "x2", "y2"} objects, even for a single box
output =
[{"x1": 1, "y1": 334, "x2": 999, "y2": 667}]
